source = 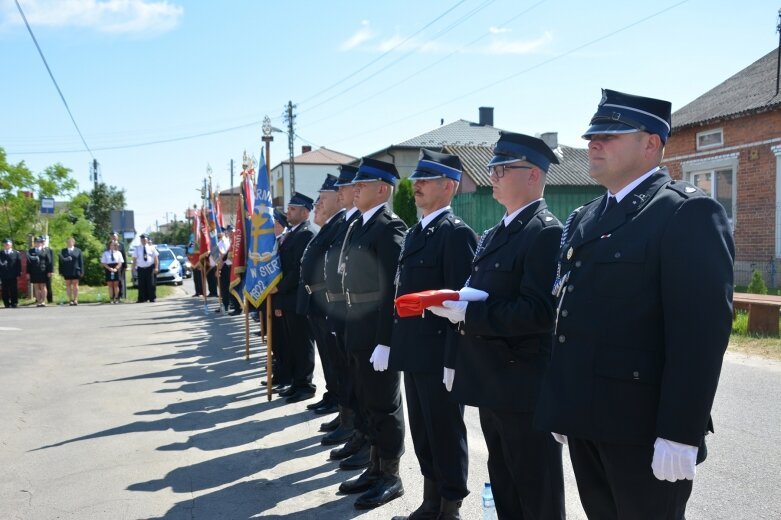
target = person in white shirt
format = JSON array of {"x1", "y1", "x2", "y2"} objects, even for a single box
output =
[
  {"x1": 101, "y1": 241, "x2": 124, "y2": 304},
  {"x1": 132, "y1": 234, "x2": 159, "y2": 303}
]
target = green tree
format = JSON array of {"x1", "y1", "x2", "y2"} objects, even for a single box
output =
[
  {"x1": 83, "y1": 182, "x2": 126, "y2": 241},
  {"x1": 393, "y1": 177, "x2": 417, "y2": 227},
  {"x1": 152, "y1": 220, "x2": 191, "y2": 246},
  {"x1": 0, "y1": 147, "x2": 78, "y2": 245}
]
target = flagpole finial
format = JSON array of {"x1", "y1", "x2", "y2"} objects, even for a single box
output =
[
  {"x1": 242, "y1": 150, "x2": 250, "y2": 171},
  {"x1": 262, "y1": 116, "x2": 272, "y2": 137}
]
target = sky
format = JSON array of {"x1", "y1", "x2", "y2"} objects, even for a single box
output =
[{"x1": 0, "y1": 0, "x2": 778, "y2": 233}]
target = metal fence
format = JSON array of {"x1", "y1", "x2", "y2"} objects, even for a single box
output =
[{"x1": 735, "y1": 258, "x2": 781, "y2": 290}]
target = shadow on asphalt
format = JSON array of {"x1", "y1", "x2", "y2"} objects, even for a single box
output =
[{"x1": 29, "y1": 297, "x2": 368, "y2": 517}]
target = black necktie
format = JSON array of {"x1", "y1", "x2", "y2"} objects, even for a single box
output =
[
  {"x1": 601, "y1": 196, "x2": 617, "y2": 219},
  {"x1": 143, "y1": 246, "x2": 148, "y2": 261}
]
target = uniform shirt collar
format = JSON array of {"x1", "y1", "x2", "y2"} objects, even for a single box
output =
[
  {"x1": 361, "y1": 203, "x2": 386, "y2": 225},
  {"x1": 289, "y1": 221, "x2": 303, "y2": 233},
  {"x1": 503, "y1": 198, "x2": 543, "y2": 227},
  {"x1": 326, "y1": 208, "x2": 345, "y2": 224},
  {"x1": 610, "y1": 166, "x2": 660, "y2": 203},
  {"x1": 345, "y1": 207, "x2": 359, "y2": 220},
  {"x1": 420, "y1": 205, "x2": 450, "y2": 230}
]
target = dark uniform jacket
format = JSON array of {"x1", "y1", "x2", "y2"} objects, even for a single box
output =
[
  {"x1": 273, "y1": 220, "x2": 315, "y2": 314},
  {"x1": 389, "y1": 210, "x2": 477, "y2": 373},
  {"x1": 0, "y1": 249, "x2": 22, "y2": 278},
  {"x1": 26, "y1": 248, "x2": 54, "y2": 275},
  {"x1": 451, "y1": 200, "x2": 562, "y2": 412},
  {"x1": 323, "y1": 209, "x2": 361, "y2": 323},
  {"x1": 58, "y1": 247, "x2": 84, "y2": 278},
  {"x1": 298, "y1": 210, "x2": 345, "y2": 316},
  {"x1": 343, "y1": 205, "x2": 406, "y2": 352},
  {"x1": 535, "y1": 169, "x2": 735, "y2": 450}
]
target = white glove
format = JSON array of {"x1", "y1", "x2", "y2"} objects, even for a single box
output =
[
  {"x1": 369, "y1": 344, "x2": 391, "y2": 372},
  {"x1": 552, "y1": 432, "x2": 568, "y2": 446},
  {"x1": 443, "y1": 367, "x2": 455, "y2": 392},
  {"x1": 429, "y1": 300, "x2": 468, "y2": 324},
  {"x1": 458, "y1": 287, "x2": 489, "y2": 301},
  {"x1": 652, "y1": 437, "x2": 697, "y2": 482}
]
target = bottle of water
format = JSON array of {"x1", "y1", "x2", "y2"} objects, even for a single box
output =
[{"x1": 482, "y1": 482, "x2": 497, "y2": 520}]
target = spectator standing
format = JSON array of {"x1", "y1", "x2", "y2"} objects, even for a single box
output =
[
  {"x1": 59, "y1": 237, "x2": 84, "y2": 306},
  {"x1": 0, "y1": 238, "x2": 22, "y2": 308},
  {"x1": 101, "y1": 241, "x2": 124, "y2": 303},
  {"x1": 27, "y1": 236, "x2": 53, "y2": 307}
]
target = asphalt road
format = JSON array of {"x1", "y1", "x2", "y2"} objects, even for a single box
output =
[{"x1": 0, "y1": 283, "x2": 779, "y2": 519}]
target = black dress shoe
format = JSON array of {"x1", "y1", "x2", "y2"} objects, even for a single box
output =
[
  {"x1": 277, "y1": 386, "x2": 298, "y2": 398},
  {"x1": 319, "y1": 415, "x2": 340, "y2": 432},
  {"x1": 339, "y1": 447, "x2": 379, "y2": 494},
  {"x1": 330, "y1": 432, "x2": 365, "y2": 461},
  {"x1": 354, "y1": 458, "x2": 404, "y2": 509},
  {"x1": 321, "y1": 423, "x2": 354, "y2": 446},
  {"x1": 306, "y1": 397, "x2": 328, "y2": 410},
  {"x1": 354, "y1": 476, "x2": 404, "y2": 509},
  {"x1": 285, "y1": 391, "x2": 315, "y2": 403},
  {"x1": 339, "y1": 443, "x2": 371, "y2": 469},
  {"x1": 314, "y1": 402, "x2": 339, "y2": 415},
  {"x1": 260, "y1": 377, "x2": 288, "y2": 387}
]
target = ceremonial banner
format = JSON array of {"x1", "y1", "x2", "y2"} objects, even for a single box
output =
[
  {"x1": 244, "y1": 149, "x2": 281, "y2": 307},
  {"x1": 206, "y1": 181, "x2": 220, "y2": 262},
  {"x1": 229, "y1": 189, "x2": 247, "y2": 303}
]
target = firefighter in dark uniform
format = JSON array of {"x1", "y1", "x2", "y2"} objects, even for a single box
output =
[
  {"x1": 536, "y1": 89, "x2": 735, "y2": 520},
  {"x1": 390, "y1": 150, "x2": 477, "y2": 520},
  {"x1": 274, "y1": 192, "x2": 318, "y2": 403},
  {"x1": 0, "y1": 238, "x2": 22, "y2": 308},
  {"x1": 337, "y1": 158, "x2": 407, "y2": 510},
  {"x1": 430, "y1": 132, "x2": 565, "y2": 520},
  {"x1": 298, "y1": 174, "x2": 343, "y2": 416},
  {"x1": 322, "y1": 165, "x2": 371, "y2": 467}
]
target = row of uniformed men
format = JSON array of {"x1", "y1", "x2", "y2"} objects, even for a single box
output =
[{"x1": 267, "y1": 88, "x2": 735, "y2": 520}]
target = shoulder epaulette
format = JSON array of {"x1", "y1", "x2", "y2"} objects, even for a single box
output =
[{"x1": 666, "y1": 179, "x2": 706, "y2": 199}]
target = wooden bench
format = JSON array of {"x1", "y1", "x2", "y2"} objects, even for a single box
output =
[{"x1": 733, "y1": 293, "x2": 781, "y2": 336}]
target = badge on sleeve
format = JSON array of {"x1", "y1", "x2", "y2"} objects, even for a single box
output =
[{"x1": 566, "y1": 247, "x2": 573, "y2": 260}]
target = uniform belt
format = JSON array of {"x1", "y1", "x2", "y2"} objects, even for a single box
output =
[
  {"x1": 326, "y1": 291, "x2": 346, "y2": 302},
  {"x1": 304, "y1": 281, "x2": 327, "y2": 295},
  {"x1": 345, "y1": 290, "x2": 381, "y2": 305}
]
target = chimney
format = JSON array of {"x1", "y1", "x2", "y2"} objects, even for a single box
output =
[
  {"x1": 540, "y1": 132, "x2": 558, "y2": 150},
  {"x1": 301, "y1": 145, "x2": 312, "y2": 154},
  {"x1": 478, "y1": 106, "x2": 494, "y2": 126}
]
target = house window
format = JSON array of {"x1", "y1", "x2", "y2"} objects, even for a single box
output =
[
  {"x1": 696, "y1": 128, "x2": 723, "y2": 151},
  {"x1": 689, "y1": 168, "x2": 735, "y2": 221}
]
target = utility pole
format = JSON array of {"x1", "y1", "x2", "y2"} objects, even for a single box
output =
[
  {"x1": 284, "y1": 100, "x2": 297, "y2": 194},
  {"x1": 89, "y1": 158, "x2": 100, "y2": 189}
]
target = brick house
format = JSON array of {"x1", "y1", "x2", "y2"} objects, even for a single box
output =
[{"x1": 663, "y1": 48, "x2": 781, "y2": 287}]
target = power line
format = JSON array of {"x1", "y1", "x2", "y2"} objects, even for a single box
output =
[
  {"x1": 299, "y1": 0, "x2": 498, "y2": 117},
  {"x1": 304, "y1": 0, "x2": 546, "y2": 128},
  {"x1": 14, "y1": 0, "x2": 95, "y2": 160},
  {"x1": 327, "y1": 0, "x2": 691, "y2": 147},
  {"x1": 297, "y1": 0, "x2": 470, "y2": 106},
  {"x1": 6, "y1": 119, "x2": 265, "y2": 155}
]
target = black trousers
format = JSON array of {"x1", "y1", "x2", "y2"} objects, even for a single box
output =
[
  {"x1": 219, "y1": 266, "x2": 239, "y2": 310},
  {"x1": 270, "y1": 311, "x2": 291, "y2": 385},
  {"x1": 405, "y1": 371, "x2": 469, "y2": 501},
  {"x1": 206, "y1": 267, "x2": 217, "y2": 296},
  {"x1": 137, "y1": 266, "x2": 155, "y2": 302},
  {"x1": 349, "y1": 348, "x2": 405, "y2": 459},
  {"x1": 1, "y1": 277, "x2": 18, "y2": 307},
  {"x1": 309, "y1": 312, "x2": 339, "y2": 403},
  {"x1": 193, "y1": 268, "x2": 203, "y2": 296},
  {"x1": 282, "y1": 311, "x2": 316, "y2": 392},
  {"x1": 328, "y1": 307, "x2": 367, "y2": 434},
  {"x1": 568, "y1": 438, "x2": 693, "y2": 520},
  {"x1": 478, "y1": 408, "x2": 565, "y2": 520},
  {"x1": 45, "y1": 275, "x2": 53, "y2": 303}
]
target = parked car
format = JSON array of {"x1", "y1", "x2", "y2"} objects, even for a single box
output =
[
  {"x1": 131, "y1": 246, "x2": 183, "y2": 287},
  {"x1": 168, "y1": 245, "x2": 193, "y2": 279}
]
